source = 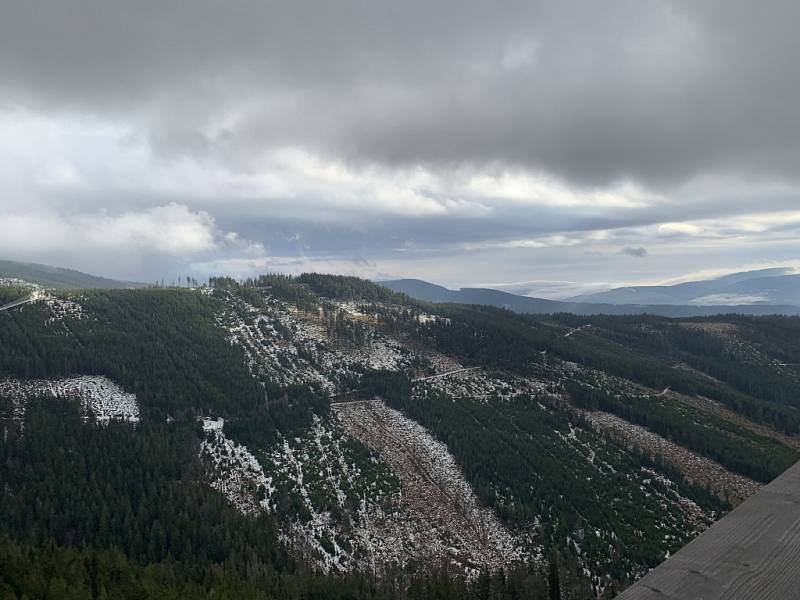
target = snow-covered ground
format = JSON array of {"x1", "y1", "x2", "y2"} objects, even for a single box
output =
[
  {"x1": 414, "y1": 368, "x2": 550, "y2": 402},
  {"x1": 199, "y1": 406, "x2": 526, "y2": 577},
  {"x1": 201, "y1": 418, "x2": 276, "y2": 514},
  {"x1": 0, "y1": 375, "x2": 139, "y2": 423},
  {"x1": 0, "y1": 285, "x2": 86, "y2": 327},
  {"x1": 214, "y1": 292, "x2": 416, "y2": 393},
  {"x1": 547, "y1": 415, "x2": 716, "y2": 591},
  {"x1": 200, "y1": 413, "x2": 408, "y2": 574},
  {"x1": 533, "y1": 357, "x2": 764, "y2": 505},
  {"x1": 680, "y1": 322, "x2": 765, "y2": 365},
  {"x1": 334, "y1": 399, "x2": 528, "y2": 574},
  {"x1": 44, "y1": 295, "x2": 85, "y2": 323},
  {"x1": 206, "y1": 290, "x2": 531, "y2": 575},
  {"x1": 207, "y1": 287, "x2": 729, "y2": 587},
  {"x1": 216, "y1": 295, "x2": 351, "y2": 392},
  {"x1": 0, "y1": 277, "x2": 40, "y2": 289}
]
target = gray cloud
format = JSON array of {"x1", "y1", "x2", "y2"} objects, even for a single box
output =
[
  {"x1": 621, "y1": 246, "x2": 649, "y2": 258},
  {"x1": 1, "y1": 1, "x2": 799, "y2": 286},
  {"x1": 2, "y1": 1, "x2": 800, "y2": 186}
]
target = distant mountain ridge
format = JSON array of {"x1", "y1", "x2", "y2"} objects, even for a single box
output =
[
  {"x1": 568, "y1": 268, "x2": 800, "y2": 306},
  {"x1": 0, "y1": 259, "x2": 141, "y2": 289},
  {"x1": 380, "y1": 277, "x2": 800, "y2": 317}
]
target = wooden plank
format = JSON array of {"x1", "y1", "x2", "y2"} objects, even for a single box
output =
[{"x1": 617, "y1": 460, "x2": 800, "y2": 599}]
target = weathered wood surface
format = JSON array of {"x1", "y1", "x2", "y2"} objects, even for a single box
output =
[{"x1": 617, "y1": 460, "x2": 800, "y2": 599}]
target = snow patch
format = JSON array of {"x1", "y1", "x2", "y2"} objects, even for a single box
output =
[
  {"x1": 200, "y1": 417, "x2": 276, "y2": 514},
  {"x1": 0, "y1": 375, "x2": 139, "y2": 423}
]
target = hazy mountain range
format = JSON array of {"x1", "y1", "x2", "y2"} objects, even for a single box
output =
[
  {"x1": 381, "y1": 268, "x2": 800, "y2": 317},
  {"x1": 2, "y1": 258, "x2": 797, "y2": 316},
  {"x1": 568, "y1": 268, "x2": 800, "y2": 306}
]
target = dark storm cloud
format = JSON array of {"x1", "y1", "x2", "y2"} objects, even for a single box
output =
[
  {"x1": 2, "y1": 0, "x2": 800, "y2": 285},
  {"x1": 2, "y1": 0, "x2": 800, "y2": 186}
]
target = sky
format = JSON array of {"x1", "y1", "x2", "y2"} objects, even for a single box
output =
[{"x1": 1, "y1": 1, "x2": 799, "y2": 297}]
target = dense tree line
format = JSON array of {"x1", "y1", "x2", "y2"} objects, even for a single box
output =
[
  {"x1": 409, "y1": 304, "x2": 554, "y2": 370},
  {"x1": 0, "y1": 534, "x2": 560, "y2": 600},
  {"x1": 0, "y1": 289, "x2": 318, "y2": 430},
  {"x1": 0, "y1": 285, "x2": 30, "y2": 305},
  {"x1": 544, "y1": 314, "x2": 800, "y2": 432},
  {"x1": 297, "y1": 273, "x2": 408, "y2": 304}
]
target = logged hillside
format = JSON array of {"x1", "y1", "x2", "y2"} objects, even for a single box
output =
[{"x1": 2, "y1": 274, "x2": 800, "y2": 598}]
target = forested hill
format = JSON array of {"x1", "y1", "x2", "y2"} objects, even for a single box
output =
[
  {"x1": 0, "y1": 258, "x2": 140, "y2": 289},
  {"x1": 2, "y1": 273, "x2": 800, "y2": 599}
]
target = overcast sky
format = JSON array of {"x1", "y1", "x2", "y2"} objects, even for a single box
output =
[{"x1": 1, "y1": 1, "x2": 799, "y2": 296}]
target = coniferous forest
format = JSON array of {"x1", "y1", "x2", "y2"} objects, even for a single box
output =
[{"x1": 2, "y1": 275, "x2": 799, "y2": 599}]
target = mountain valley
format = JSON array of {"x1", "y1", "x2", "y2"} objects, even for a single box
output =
[{"x1": 2, "y1": 273, "x2": 800, "y2": 598}]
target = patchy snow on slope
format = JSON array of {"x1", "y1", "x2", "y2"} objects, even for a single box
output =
[
  {"x1": 44, "y1": 295, "x2": 85, "y2": 323},
  {"x1": 215, "y1": 294, "x2": 339, "y2": 392},
  {"x1": 267, "y1": 414, "x2": 408, "y2": 574},
  {"x1": 214, "y1": 291, "x2": 417, "y2": 394},
  {"x1": 680, "y1": 321, "x2": 766, "y2": 365},
  {"x1": 543, "y1": 412, "x2": 718, "y2": 592},
  {"x1": 200, "y1": 413, "x2": 408, "y2": 574},
  {"x1": 199, "y1": 408, "x2": 525, "y2": 577},
  {"x1": 414, "y1": 367, "x2": 552, "y2": 404},
  {"x1": 580, "y1": 408, "x2": 760, "y2": 505},
  {"x1": 415, "y1": 370, "x2": 511, "y2": 402},
  {"x1": 200, "y1": 418, "x2": 275, "y2": 514},
  {"x1": 348, "y1": 336, "x2": 412, "y2": 371},
  {"x1": 0, "y1": 375, "x2": 139, "y2": 423},
  {"x1": 0, "y1": 277, "x2": 41, "y2": 289},
  {"x1": 334, "y1": 399, "x2": 528, "y2": 574}
]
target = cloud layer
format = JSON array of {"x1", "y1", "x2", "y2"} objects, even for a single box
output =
[{"x1": 0, "y1": 1, "x2": 798, "y2": 289}]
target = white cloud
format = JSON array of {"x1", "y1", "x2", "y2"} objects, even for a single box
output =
[
  {"x1": 1, "y1": 99, "x2": 799, "y2": 287},
  {"x1": 81, "y1": 204, "x2": 217, "y2": 254},
  {"x1": 463, "y1": 172, "x2": 657, "y2": 208},
  {"x1": 658, "y1": 222, "x2": 704, "y2": 236},
  {"x1": 0, "y1": 204, "x2": 220, "y2": 255}
]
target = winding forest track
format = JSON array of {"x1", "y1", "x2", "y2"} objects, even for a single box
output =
[{"x1": 412, "y1": 367, "x2": 482, "y2": 381}]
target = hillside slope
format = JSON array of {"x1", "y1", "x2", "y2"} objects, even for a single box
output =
[
  {"x1": 0, "y1": 258, "x2": 141, "y2": 289},
  {"x1": 2, "y1": 273, "x2": 799, "y2": 598}
]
